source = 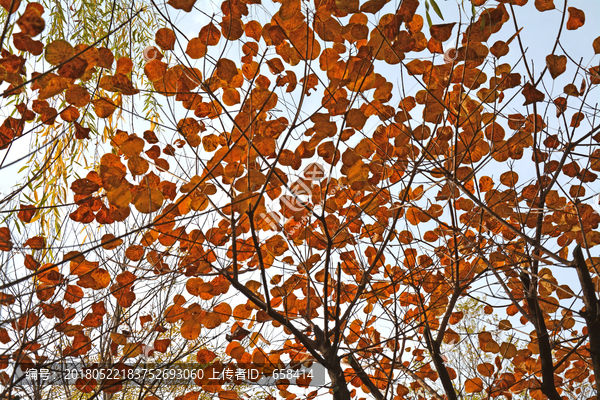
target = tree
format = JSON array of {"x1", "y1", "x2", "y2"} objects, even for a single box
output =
[{"x1": 1, "y1": 0, "x2": 600, "y2": 399}]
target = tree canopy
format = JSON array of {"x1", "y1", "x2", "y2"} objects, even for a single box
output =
[{"x1": 1, "y1": 0, "x2": 600, "y2": 399}]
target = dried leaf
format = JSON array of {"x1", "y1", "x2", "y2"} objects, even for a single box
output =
[
  {"x1": 156, "y1": 28, "x2": 176, "y2": 51},
  {"x1": 545, "y1": 54, "x2": 566, "y2": 79},
  {"x1": 167, "y1": 0, "x2": 196, "y2": 12},
  {"x1": 566, "y1": 7, "x2": 584, "y2": 30},
  {"x1": 45, "y1": 40, "x2": 74, "y2": 65},
  {"x1": 522, "y1": 82, "x2": 544, "y2": 105},
  {"x1": 430, "y1": 23, "x2": 455, "y2": 42}
]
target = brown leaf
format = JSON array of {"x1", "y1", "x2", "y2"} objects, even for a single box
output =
[
  {"x1": 65, "y1": 85, "x2": 90, "y2": 107},
  {"x1": 220, "y1": 16, "x2": 244, "y2": 41},
  {"x1": 0, "y1": 0, "x2": 21, "y2": 14},
  {"x1": 64, "y1": 285, "x2": 84, "y2": 303},
  {"x1": 346, "y1": 108, "x2": 367, "y2": 129},
  {"x1": 45, "y1": 40, "x2": 74, "y2": 65},
  {"x1": 167, "y1": 0, "x2": 196, "y2": 12},
  {"x1": 360, "y1": 0, "x2": 389, "y2": 14},
  {"x1": 570, "y1": 112, "x2": 584, "y2": 128},
  {"x1": 155, "y1": 28, "x2": 176, "y2": 51},
  {"x1": 0, "y1": 227, "x2": 13, "y2": 252},
  {"x1": 593, "y1": 36, "x2": 600, "y2": 55},
  {"x1": 197, "y1": 349, "x2": 217, "y2": 363},
  {"x1": 97, "y1": 47, "x2": 114, "y2": 69},
  {"x1": 476, "y1": 363, "x2": 494, "y2": 377},
  {"x1": 226, "y1": 325, "x2": 250, "y2": 342},
  {"x1": 60, "y1": 106, "x2": 79, "y2": 122},
  {"x1": 566, "y1": 7, "x2": 584, "y2": 30},
  {"x1": 57, "y1": 57, "x2": 87, "y2": 79},
  {"x1": 430, "y1": 23, "x2": 456, "y2": 42},
  {"x1": 545, "y1": 54, "x2": 566, "y2": 79},
  {"x1": 25, "y1": 236, "x2": 45, "y2": 249},
  {"x1": 216, "y1": 58, "x2": 237, "y2": 82},
  {"x1": 101, "y1": 233, "x2": 123, "y2": 250},
  {"x1": 92, "y1": 97, "x2": 117, "y2": 118},
  {"x1": 16, "y1": 3, "x2": 45, "y2": 37},
  {"x1": 133, "y1": 188, "x2": 164, "y2": 214},
  {"x1": 553, "y1": 97, "x2": 567, "y2": 117},
  {"x1": 199, "y1": 23, "x2": 221, "y2": 46},
  {"x1": 18, "y1": 204, "x2": 36, "y2": 223},
  {"x1": 534, "y1": 0, "x2": 554, "y2": 12},
  {"x1": 564, "y1": 83, "x2": 579, "y2": 97},
  {"x1": 74, "y1": 122, "x2": 91, "y2": 140},
  {"x1": 522, "y1": 82, "x2": 544, "y2": 105},
  {"x1": 71, "y1": 178, "x2": 100, "y2": 195},
  {"x1": 335, "y1": 0, "x2": 359, "y2": 13}
]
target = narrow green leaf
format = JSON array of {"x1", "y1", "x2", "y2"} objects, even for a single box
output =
[{"x1": 430, "y1": 0, "x2": 444, "y2": 20}]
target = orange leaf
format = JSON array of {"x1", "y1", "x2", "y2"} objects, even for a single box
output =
[
  {"x1": 197, "y1": 349, "x2": 217, "y2": 363},
  {"x1": 92, "y1": 97, "x2": 117, "y2": 118},
  {"x1": 156, "y1": 27, "x2": 176, "y2": 50},
  {"x1": 201, "y1": 312, "x2": 222, "y2": 329},
  {"x1": 534, "y1": 0, "x2": 554, "y2": 12},
  {"x1": 181, "y1": 319, "x2": 202, "y2": 340},
  {"x1": 216, "y1": 58, "x2": 237, "y2": 82},
  {"x1": 101, "y1": 233, "x2": 123, "y2": 250},
  {"x1": 91, "y1": 268, "x2": 111, "y2": 289},
  {"x1": 116, "y1": 57, "x2": 133, "y2": 74},
  {"x1": 199, "y1": 23, "x2": 221, "y2": 46},
  {"x1": 222, "y1": 88, "x2": 240, "y2": 106},
  {"x1": 60, "y1": 106, "x2": 79, "y2": 122},
  {"x1": 186, "y1": 38, "x2": 207, "y2": 59},
  {"x1": 346, "y1": 109, "x2": 367, "y2": 130},
  {"x1": 167, "y1": 0, "x2": 196, "y2": 12},
  {"x1": 64, "y1": 285, "x2": 84, "y2": 303},
  {"x1": 97, "y1": 47, "x2": 114, "y2": 69},
  {"x1": 66, "y1": 85, "x2": 90, "y2": 107},
  {"x1": 144, "y1": 59, "x2": 168, "y2": 81},
  {"x1": 24, "y1": 236, "x2": 45, "y2": 249},
  {"x1": 154, "y1": 338, "x2": 171, "y2": 352},
  {"x1": 214, "y1": 302, "x2": 232, "y2": 322},
  {"x1": 218, "y1": 390, "x2": 239, "y2": 400},
  {"x1": 465, "y1": 378, "x2": 484, "y2": 393},
  {"x1": 133, "y1": 188, "x2": 164, "y2": 213},
  {"x1": 45, "y1": 40, "x2": 73, "y2": 65},
  {"x1": 566, "y1": 7, "x2": 584, "y2": 30},
  {"x1": 499, "y1": 171, "x2": 518, "y2": 187}
]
